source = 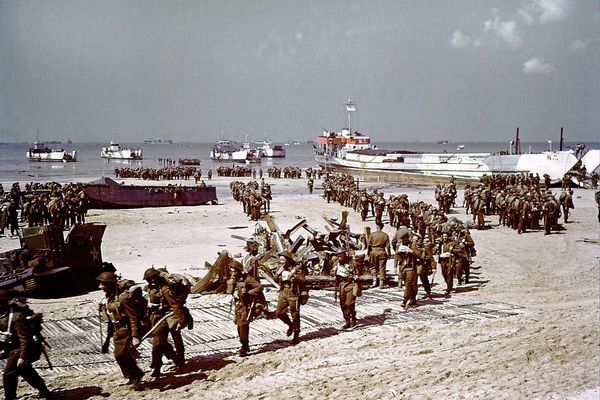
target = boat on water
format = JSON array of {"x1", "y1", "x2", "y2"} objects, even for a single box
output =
[
  {"x1": 255, "y1": 134, "x2": 286, "y2": 158},
  {"x1": 315, "y1": 99, "x2": 595, "y2": 183},
  {"x1": 26, "y1": 141, "x2": 77, "y2": 162},
  {"x1": 101, "y1": 141, "x2": 143, "y2": 160},
  {"x1": 144, "y1": 137, "x2": 173, "y2": 144},
  {"x1": 83, "y1": 177, "x2": 217, "y2": 209},
  {"x1": 210, "y1": 139, "x2": 250, "y2": 162}
]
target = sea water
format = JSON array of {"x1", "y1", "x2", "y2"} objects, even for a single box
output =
[{"x1": 0, "y1": 141, "x2": 596, "y2": 186}]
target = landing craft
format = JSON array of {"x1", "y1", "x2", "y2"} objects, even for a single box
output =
[{"x1": 0, "y1": 224, "x2": 108, "y2": 297}]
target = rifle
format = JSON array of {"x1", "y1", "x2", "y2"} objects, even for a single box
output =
[
  {"x1": 40, "y1": 344, "x2": 53, "y2": 370},
  {"x1": 137, "y1": 311, "x2": 175, "y2": 346},
  {"x1": 246, "y1": 300, "x2": 256, "y2": 323}
]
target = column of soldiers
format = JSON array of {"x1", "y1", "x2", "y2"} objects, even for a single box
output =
[
  {"x1": 464, "y1": 173, "x2": 572, "y2": 234},
  {"x1": 230, "y1": 180, "x2": 272, "y2": 221},
  {"x1": 266, "y1": 166, "x2": 303, "y2": 179},
  {"x1": 114, "y1": 166, "x2": 198, "y2": 180}
]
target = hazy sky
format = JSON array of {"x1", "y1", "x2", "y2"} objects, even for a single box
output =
[{"x1": 1, "y1": 0, "x2": 598, "y2": 143}]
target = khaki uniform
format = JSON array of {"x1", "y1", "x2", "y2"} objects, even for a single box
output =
[
  {"x1": 1, "y1": 306, "x2": 50, "y2": 400},
  {"x1": 104, "y1": 290, "x2": 145, "y2": 382},
  {"x1": 275, "y1": 266, "x2": 305, "y2": 342},
  {"x1": 229, "y1": 276, "x2": 264, "y2": 355},
  {"x1": 147, "y1": 287, "x2": 178, "y2": 374},
  {"x1": 368, "y1": 229, "x2": 390, "y2": 286}
]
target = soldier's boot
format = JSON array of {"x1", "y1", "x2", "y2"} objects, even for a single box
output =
[
  {"x1": 239, "y1": 343, "x2": 250, "y2": 357},
  {"x1": 292, "y1": 331, "x2": 300, "y2": 345},
  {"x1": 342, "y1": 319, "x2": 351, "y2": 330},
  {"x1": 151, "y1": 367, "x2": 162, "y2": 378},
  {"x1": 350, "y1": 314, "x2": 357, "y2": 328},
  {"x1": 401, "y1": 299, "x2": 407, "y2": 308}
]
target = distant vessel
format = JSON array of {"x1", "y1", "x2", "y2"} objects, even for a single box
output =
[
  {"x1": 144, "y1": 137, "x2": 173, "y2": 144},
  {"x1": 101, "y1": 141, "x2": 143, "y2": 160},
  {"x1": 255, "y1": 134, "x2": 286, "y2": 158},
  {"x1": 83, "y1": 177, "x2": 217, "y2": 209},
  {"x1": 26, "y1": 141, "x2": 77, "y2": 162},
  {"x1": 315, "y1": 99, "x2": 585, "y2": 182},
  {"x1": 437, "y1": 140, "x2": 449, "y2": 145},
  {"x1": 210, "y1": 139, "x2": 250, "y2": 162},
  {"x1": 456, "y1": 144, "x2": 465, "y2": 150}
]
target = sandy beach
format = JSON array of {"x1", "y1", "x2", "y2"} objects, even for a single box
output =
[{"x1": 1, "y1": 175, "x2": 598, "y2": 400}]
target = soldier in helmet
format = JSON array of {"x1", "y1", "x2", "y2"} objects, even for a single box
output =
[
  {"x1": 227, "y1": 260, "x2": 267, "y2": 356},
  {"x1": 0, "y1": 290, "x2": 51, "y2": 400},
  {"x1": 275, "y1": 251, "x2": 305, "y2": 345},
  {"x1": 142, "y1": 268, "x2": 187, "y2": 373},
  {"x1": 367, "y1": 221, "x2": 391, "y2": 288},
  {"x1": 97, "y1": 271, "x2": 145, "y2": 388},
  {"x1": 334, "y1": 251, "x2": 360, "y2": 329},
  {"x1": 143, "y1": 268, "x2": 180, "y2": 377}
]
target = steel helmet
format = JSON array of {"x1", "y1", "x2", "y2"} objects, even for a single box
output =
[{"x1": 96, "y1": 271, "x2": 117, "y2": 283}]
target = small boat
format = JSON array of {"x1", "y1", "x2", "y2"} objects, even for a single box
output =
[
  {"x1": 83, "y1": 177, "x2": 217, "y2": 209},
  {"x1": 210, "y1": 139, "x2": 249, "y2": 162},
  {"x1": 178, "y1": 158, "x2": 201, "y2": 166},
  {"x1": 255, "y1": 134, "x2": 286, "y2": 158},
  {"x1": 26, "y1": 141, "x2": 77, "y2": 162},
  {"x1": 144, "y1": 137, "x2": 173, "y2": 144},
  {"x1": 101, "y1": 141, "x2": 143, "y2": 160},
  {"x1": 456, "y1": 145, "x2": 465, "y2": 150}
]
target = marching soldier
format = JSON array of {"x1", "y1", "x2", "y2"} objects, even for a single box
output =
[
  {"x1": 307, "y1": 177, "x2": 314, "y2": 194},
  {"x1": 559, "y1": 189, "x2": 574, "y2": 223},
  {"x1": 97, "y1": 271, "x2": 145, "y2": 388},
  {"x1": 367, "y1": 221, "x2": 391, "y2": 288},
  {"x1": 275, "y1": 252, "x2": 305, "y2": 345},
  {"x1": 142, "y1": 268, "x2": 190, "y2": 372},
  {"x1": 0, "y1": 291, "x2": 51, "y2": 400},
  {"x1": 334, "y1": 251, "x2": 360, "y2": 329},
  {"x1": 436, "y1": 232, "x2": 456, "y2": 296},
  {"x1": 143, "y1": 268, "x2": 181, "y2": 377},
  {"x1": 227, "y1": 261, "x2": 268, "y2": 356}
]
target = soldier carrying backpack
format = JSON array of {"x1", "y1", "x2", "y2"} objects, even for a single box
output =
[{"x1": 0, "y1": 290, "x2": 52, "y2": 399}]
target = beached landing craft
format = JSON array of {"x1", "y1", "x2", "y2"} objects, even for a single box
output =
[
  {"x1": 83, "y1": 177, "x2": 217, "y2": 208},
  {"x1": 26, "y1": 141, "x2": 77, "y2": 162},
  {"x1": 100, "y1": 141, "x2": 143, "y2": 160},
  {"x1": 315, "y1": 99, "x2": 596, "y2": 183}
]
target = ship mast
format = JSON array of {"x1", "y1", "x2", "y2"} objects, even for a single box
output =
[{"x1": 345, "y1": 98, "x2": 356, "y2": 135}]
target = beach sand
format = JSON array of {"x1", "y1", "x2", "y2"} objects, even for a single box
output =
[{"x1": 1, "y1": 175, "x2": 598, "y2": 399}]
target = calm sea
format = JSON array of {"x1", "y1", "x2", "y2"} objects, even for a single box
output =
[{"x1": 0, "y1": 140, "x2": 597, "y2": 186}]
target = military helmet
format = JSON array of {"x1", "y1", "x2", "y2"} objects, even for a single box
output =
[
  {"x1": 143, "y1": 267, "x2": 161, "y2": 281},
  {"x1": 96, "y1": 271, "x2": 117, "y2": 283}
]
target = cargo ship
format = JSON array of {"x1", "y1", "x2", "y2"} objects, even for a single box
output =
[
  {"x1": 210, "y1": 139, "x2": 250, "y2": 162},
  {"x1": 315, "y1": 99, "x2": 591, "y2": 183},
  {"x1": 83, "y1": 177, "x2": 217, "y2": 208}
]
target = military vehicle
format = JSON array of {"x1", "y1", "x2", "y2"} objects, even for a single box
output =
[{"x1": 0, "y1": 223, "x2": 108, "y2": 297}]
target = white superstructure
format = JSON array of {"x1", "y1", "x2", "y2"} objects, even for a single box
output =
[{"x1": 101, "y1": 141, "x2": 143, "y2": 160}]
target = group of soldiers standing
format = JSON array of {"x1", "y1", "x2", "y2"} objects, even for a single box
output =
[
  {"x1": 0, "y1": 182, "x2": 89, "y2": 238},
  {"x1": 114, "y1": 166, "x2": 199, "y2": 181},
  {"x1": 464, "y1": 173, "x2": 573, "y2": 234},
  {"x1": 230, "y1": 180, "x2": 273, "y2": 221}
]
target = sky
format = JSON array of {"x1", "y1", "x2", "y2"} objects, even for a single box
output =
[{"x1": 0, "y1": 0, "x2": 598, "y2": 144}]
